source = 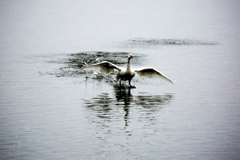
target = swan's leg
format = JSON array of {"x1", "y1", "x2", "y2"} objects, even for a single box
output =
[
  {"x1": 128, "y1": 80, "x2": 131, "y2": 87},
  {"x1": 129, "y1": 79, "x2": 135, "y2": 88},
  {"x1": 119, "y1": 79, "x2": 122, "y2": 87}
]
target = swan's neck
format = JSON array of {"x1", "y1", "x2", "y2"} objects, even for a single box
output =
[{"x1": 127, "y1": 58, "x2": 131, "y2": 71}]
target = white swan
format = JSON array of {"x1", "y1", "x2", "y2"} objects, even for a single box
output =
[{"x1": 84, "y1": 54, "x2": 174, "y2": 87}]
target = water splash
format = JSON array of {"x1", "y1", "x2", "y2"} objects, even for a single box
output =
[{"x1": 46, "y1": 51, "x2": 142, "y2": 81}]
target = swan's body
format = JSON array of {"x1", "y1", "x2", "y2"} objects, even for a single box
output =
[{"x1": 84, "y1": 54, "x2": 173, "y2": 87}]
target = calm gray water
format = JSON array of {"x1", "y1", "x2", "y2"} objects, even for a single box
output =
[{"x1": 1, "y1": 0, "x2": 240, "y2": 159}]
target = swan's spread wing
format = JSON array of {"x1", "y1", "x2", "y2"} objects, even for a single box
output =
[
  {"x1": 84, "y1": 61, "x2": 122, "y2": 74},
  {"x1": 135, "y1": 68, "x2": 174, "y2": 84}
]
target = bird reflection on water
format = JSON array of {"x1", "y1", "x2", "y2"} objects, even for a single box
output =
[
  {"x1": 84, "y1": 87, "x2": 173, "y2": 127},
  {"x1": 114, "y1": 87, "x2": 134, "y2": 127}
]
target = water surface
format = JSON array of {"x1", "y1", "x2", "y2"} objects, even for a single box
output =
[{"x1": 0, "y1": 0, "x2": 240, "y2": 159}]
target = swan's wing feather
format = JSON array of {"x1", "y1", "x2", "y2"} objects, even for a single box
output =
[
  {"x1": 84, "y1": 61, "x2": 122, "y2": 74},
  {"x1": 135, "y1": 67, "x2": 174, "y2": 84}
]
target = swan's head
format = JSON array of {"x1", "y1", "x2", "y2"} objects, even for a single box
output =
[{"x1": 128, "y1": 54, "x2": 133, "y2": 59}]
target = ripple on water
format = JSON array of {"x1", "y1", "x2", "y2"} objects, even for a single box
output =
[
  {"x1": 116, "y1": 38, "x2": 218, "y2": 48},
  {"x1": 84, "y1": 88, "x2": 174, "y2": 119}
]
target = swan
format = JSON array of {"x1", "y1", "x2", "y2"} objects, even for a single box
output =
[{"x1": 84, "y1": 54, "x2": 174, "y2": 87}]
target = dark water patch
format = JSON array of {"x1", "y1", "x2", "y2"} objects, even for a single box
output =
[
  {"x1": 85, "y1": 93, "x2": 114, "y2": 118},
  {"x1": 45, "y1": 51, "x2": 143, "y2": 83},
  {"x1": 117, "y1": 38, "x2": 218, "y2": 48},
  {"x1": 69, "y1": 51, "x2": 142, "y2": 68},
  {"x1": 135, "y1": 93, "x2": 173, "y2": 108}
]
